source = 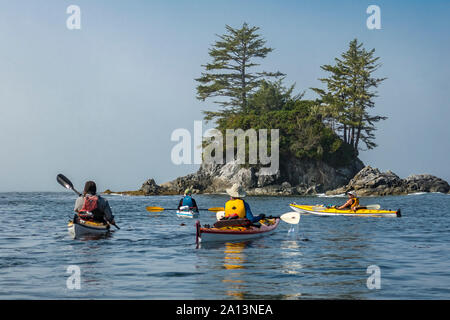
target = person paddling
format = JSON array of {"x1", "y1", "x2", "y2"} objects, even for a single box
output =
[
  {"x1": 336, "y1": 191, "x2": 365, "y2": 212},
  {"x1": 177, "y1": 188, "x2": 199, "y2": 212},
  {"x1": 224, "y1": 184, "x2": 265, "y2": 223},
  {"x1": 74, "y1": 181, "x2": 115, "y2": 225}
]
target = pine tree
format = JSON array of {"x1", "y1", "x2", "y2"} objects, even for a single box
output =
[
  {"x1": 196, "y1": 23, "x2": 284, "y2": 122},
  {"x1": 311, "y1": 39, "x2": 387, "y2": 153}
]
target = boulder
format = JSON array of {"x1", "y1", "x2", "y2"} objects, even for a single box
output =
[
  {"x1": 326, "y1": 166, "x2": 450, "y2": 196},
  {"x1": 403, "y1": 174, "x2": 450, "y2": 194}
]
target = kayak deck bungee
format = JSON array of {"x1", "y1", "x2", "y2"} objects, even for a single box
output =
[
  {"x1": 68, "y1": 219, "x2": 110, "y2": 238},
  {"x1": 176, "y1": 210, "x2": 199, "y2": 219},
  {"x1": 289, "y1": 203, "x2": 401, "y2": 217},
  {"x1": 196, "y1": 218, "x2": 280, "y2": 243}
]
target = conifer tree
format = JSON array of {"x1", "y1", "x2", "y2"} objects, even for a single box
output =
[
  {"x1": 312, "y1": 39, "x2": 387, "y2": 153},
  {"x1": 196, "y1": 23, "x2": 284, "y2": 122}
]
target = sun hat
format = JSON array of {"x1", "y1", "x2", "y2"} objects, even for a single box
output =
[
  {"x1": 184, "y1": 188, "x2": 192, "y2": 195},
  {"x1": 347, "y1": 190, "x2": 356, "y2": 197},
  {"x1": 226, "y1": 184, "x2": 246, "y2": 198}
]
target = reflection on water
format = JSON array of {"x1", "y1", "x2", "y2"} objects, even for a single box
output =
[
  {"x1": 280, "y1": 240, "x2": 303, "y2": 276},
  {"x1": 223, "y1": 242, "x2": 246, "y2": 270},
  {"x1": 72, "y1": 233, "x2": 113, "y2": 241},
  {"x1": 222, "y1": 242, "x2": 247, "y2": 299}
]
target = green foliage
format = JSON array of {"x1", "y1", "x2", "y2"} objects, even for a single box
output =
[
  {"x1": 196, "y1": 23, "x2": 284, "y2": 120},
  {"x1": 196, "y1": 26, "x2": 383, "y2": 167},
  {"x1": 311, "y1": 38, "x2": 387, "y2": 153},
  {"x1": 211, "y1": 80, "x2": 356, "y2": 166}
]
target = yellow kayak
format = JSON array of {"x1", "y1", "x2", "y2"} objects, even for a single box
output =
[{"x1": 289, "y1": 204, "x2": 401, "y2": 218}]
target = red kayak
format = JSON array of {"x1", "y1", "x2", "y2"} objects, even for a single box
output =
[{"x1": 195, "y1": 218, "x2": 280, "y2": 243}]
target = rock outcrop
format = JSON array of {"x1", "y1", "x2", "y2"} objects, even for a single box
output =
[
  {"x1": 326, "y1": 166, "x2": 450, "y2": 196},
  {"x1": 157, "y1": 158, "x2": 365, "y2": 196},
  {"x1": 107, "y1": 157, "x2": 365, "y2": 196}
]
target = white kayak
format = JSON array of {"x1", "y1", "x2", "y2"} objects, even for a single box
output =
[
  {"x1": 196, "y1": 218, "x2": 280, "y2": 243},
  {"x1": 290, "y1": 203, "x2": 401, "y2": 218},
  {"x1": 176, "y1": 210, "x2": 199, "y2": 219},
  {"x1": 68, "y1": 219, "x2": 110, "y2": 238}
]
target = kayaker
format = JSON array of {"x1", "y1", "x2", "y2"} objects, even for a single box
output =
[
  {"x1": 74, "y1": 181, "x2": 115, "y2": 225},
  {"x1": 224, "y1": 184, "x2": 265, "y2": 223},
  {"x1": 336, "y1": 191, "x2": 365, "y2": 212},
  {"x1": 177, "y1": 188, "x2": 199, "y2": 212}
]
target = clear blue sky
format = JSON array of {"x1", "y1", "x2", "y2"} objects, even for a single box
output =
[{"x1": 0, "y1": 0, "x2": 449, "y2": 192}]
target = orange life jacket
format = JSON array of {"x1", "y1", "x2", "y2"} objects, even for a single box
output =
[{"x1": 350, "y1": 198, "x2": 360, "y2": 209}]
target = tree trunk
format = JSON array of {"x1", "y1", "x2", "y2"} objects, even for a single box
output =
[
  {"x1": 241, "y1": 43, "x2": 247, "y2": 112},
  {"x1": 355, "y1": 115, "x2": 363, "y2": 151},
  {"x1": 350, "y1": 126, "x2": 355, "y2": 149},
  {"x1": 343, "y1": 124, "x2": 347, "y2": 143}
]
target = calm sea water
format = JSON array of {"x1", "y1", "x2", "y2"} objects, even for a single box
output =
[{"x1": 0, "y1": 192, "x2": 449, "y2": 299}]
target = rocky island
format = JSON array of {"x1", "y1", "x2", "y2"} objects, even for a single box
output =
[
  {"x1": 104, "y1": 162, "x2": 450, "y2": 197},
  {"x1": 105, "y1": 26, "x2": 450, "y2": 198}
]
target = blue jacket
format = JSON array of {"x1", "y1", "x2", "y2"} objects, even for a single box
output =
[
  {"x1": 182, "y1": 195, "x2": 194, "y2": 208},
  {"x1": 244, "y1": 201, "x2": 263, "y2": 223},
  {"x1": 178, "y1": 196, "x2": 198, "y2": 212}
]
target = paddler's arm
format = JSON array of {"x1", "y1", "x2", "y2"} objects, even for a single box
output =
[
  {"x1": 177, "y1": 198, "x2": 183, "y2": 210},
  {"x1": 99, "y1": 197, "x2": 115, "y2": 224},
  {"x1": 74, "y1": 196, "x2": 84, "y2": 213},
  {"x1": 191, "y1": 198, "x2": 199, "y2": 212},
  {"x1": 337, "y1": 199, "x2": 352, "y2": 210},
  {"x1": 244, "y1": 201, "x2": 265, "y2": 223}
]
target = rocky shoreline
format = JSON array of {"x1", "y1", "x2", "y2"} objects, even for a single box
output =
[
  {"x1": 325, "y1": 166, "x2": 450, "y2": 196},
  {"x1": 104, "y1": 160, "x2": 450, "y2": 197}
]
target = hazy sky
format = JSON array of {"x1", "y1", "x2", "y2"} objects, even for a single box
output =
[{"x1": 0, "y1": 0, "x2": 449, "y2": 192}]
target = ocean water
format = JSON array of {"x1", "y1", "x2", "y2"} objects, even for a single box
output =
[{"x1": 0, "y1": 192, "x2": 449, "y2": 299}]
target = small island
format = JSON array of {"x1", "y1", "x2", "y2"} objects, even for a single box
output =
[{"x1": 104, "y1": 23, "x2": 450, "y2": 197}]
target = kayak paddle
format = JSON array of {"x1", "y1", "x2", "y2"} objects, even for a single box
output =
[
  {"x1": 215, "y1": 211, "x2": 301, "y2": 225},
  {"x1": 146, "y1": 206, "x2": 224, "y2": 212},
  {"x1": 279, "y1": 212, "x2": 301, "y2": 224},
  {"x1": 57, "y1": 173, "x2": 81, "y2": 196},
  {"x1": 56, "y1": 174, "x2": 120, "y2": 230}
]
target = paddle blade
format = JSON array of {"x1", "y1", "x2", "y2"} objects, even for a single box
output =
[
  {"x1": 146, "y1": 206, "x2": 165, "y2": 212},
  {"x1": 207, "y1": 207, "x2": 225, "y2": 212},
  {"x1": 56, "y1": 174, "x2": 74, "y2": 190},
  {"x1": 216, "y1": 211, "x2": 225, "y2": 220},
  {"x1": 280, "y1": 212, "x2": 301, "y2": 224}
]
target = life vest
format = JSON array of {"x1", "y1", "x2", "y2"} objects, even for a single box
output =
[
  {"x1": 350, "y1": 197, "x2": 360, "y2": 209},
  {"x1": 80, "y1": 195, "x2": 98, "y2": 212},
  {"x1": 79, "y1": 195, "x2": 104, "y2": 221},
  {"x1": 225, "y1": 199, "x2": 246, "y2": 219},
  {"x1": 181, "y1": 195, "x2": 194, "y2": 208}
]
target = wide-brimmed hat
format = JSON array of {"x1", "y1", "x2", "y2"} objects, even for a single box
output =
[
  {"x1": 184, "y1": 188, "x2": 192, "y2": 195},
  {"x1": 346, "y1": 191, "x2": 356, "y2": 197},
  {"x1": 226, "y1": 184, "x2": 246, "y2": 198}
]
